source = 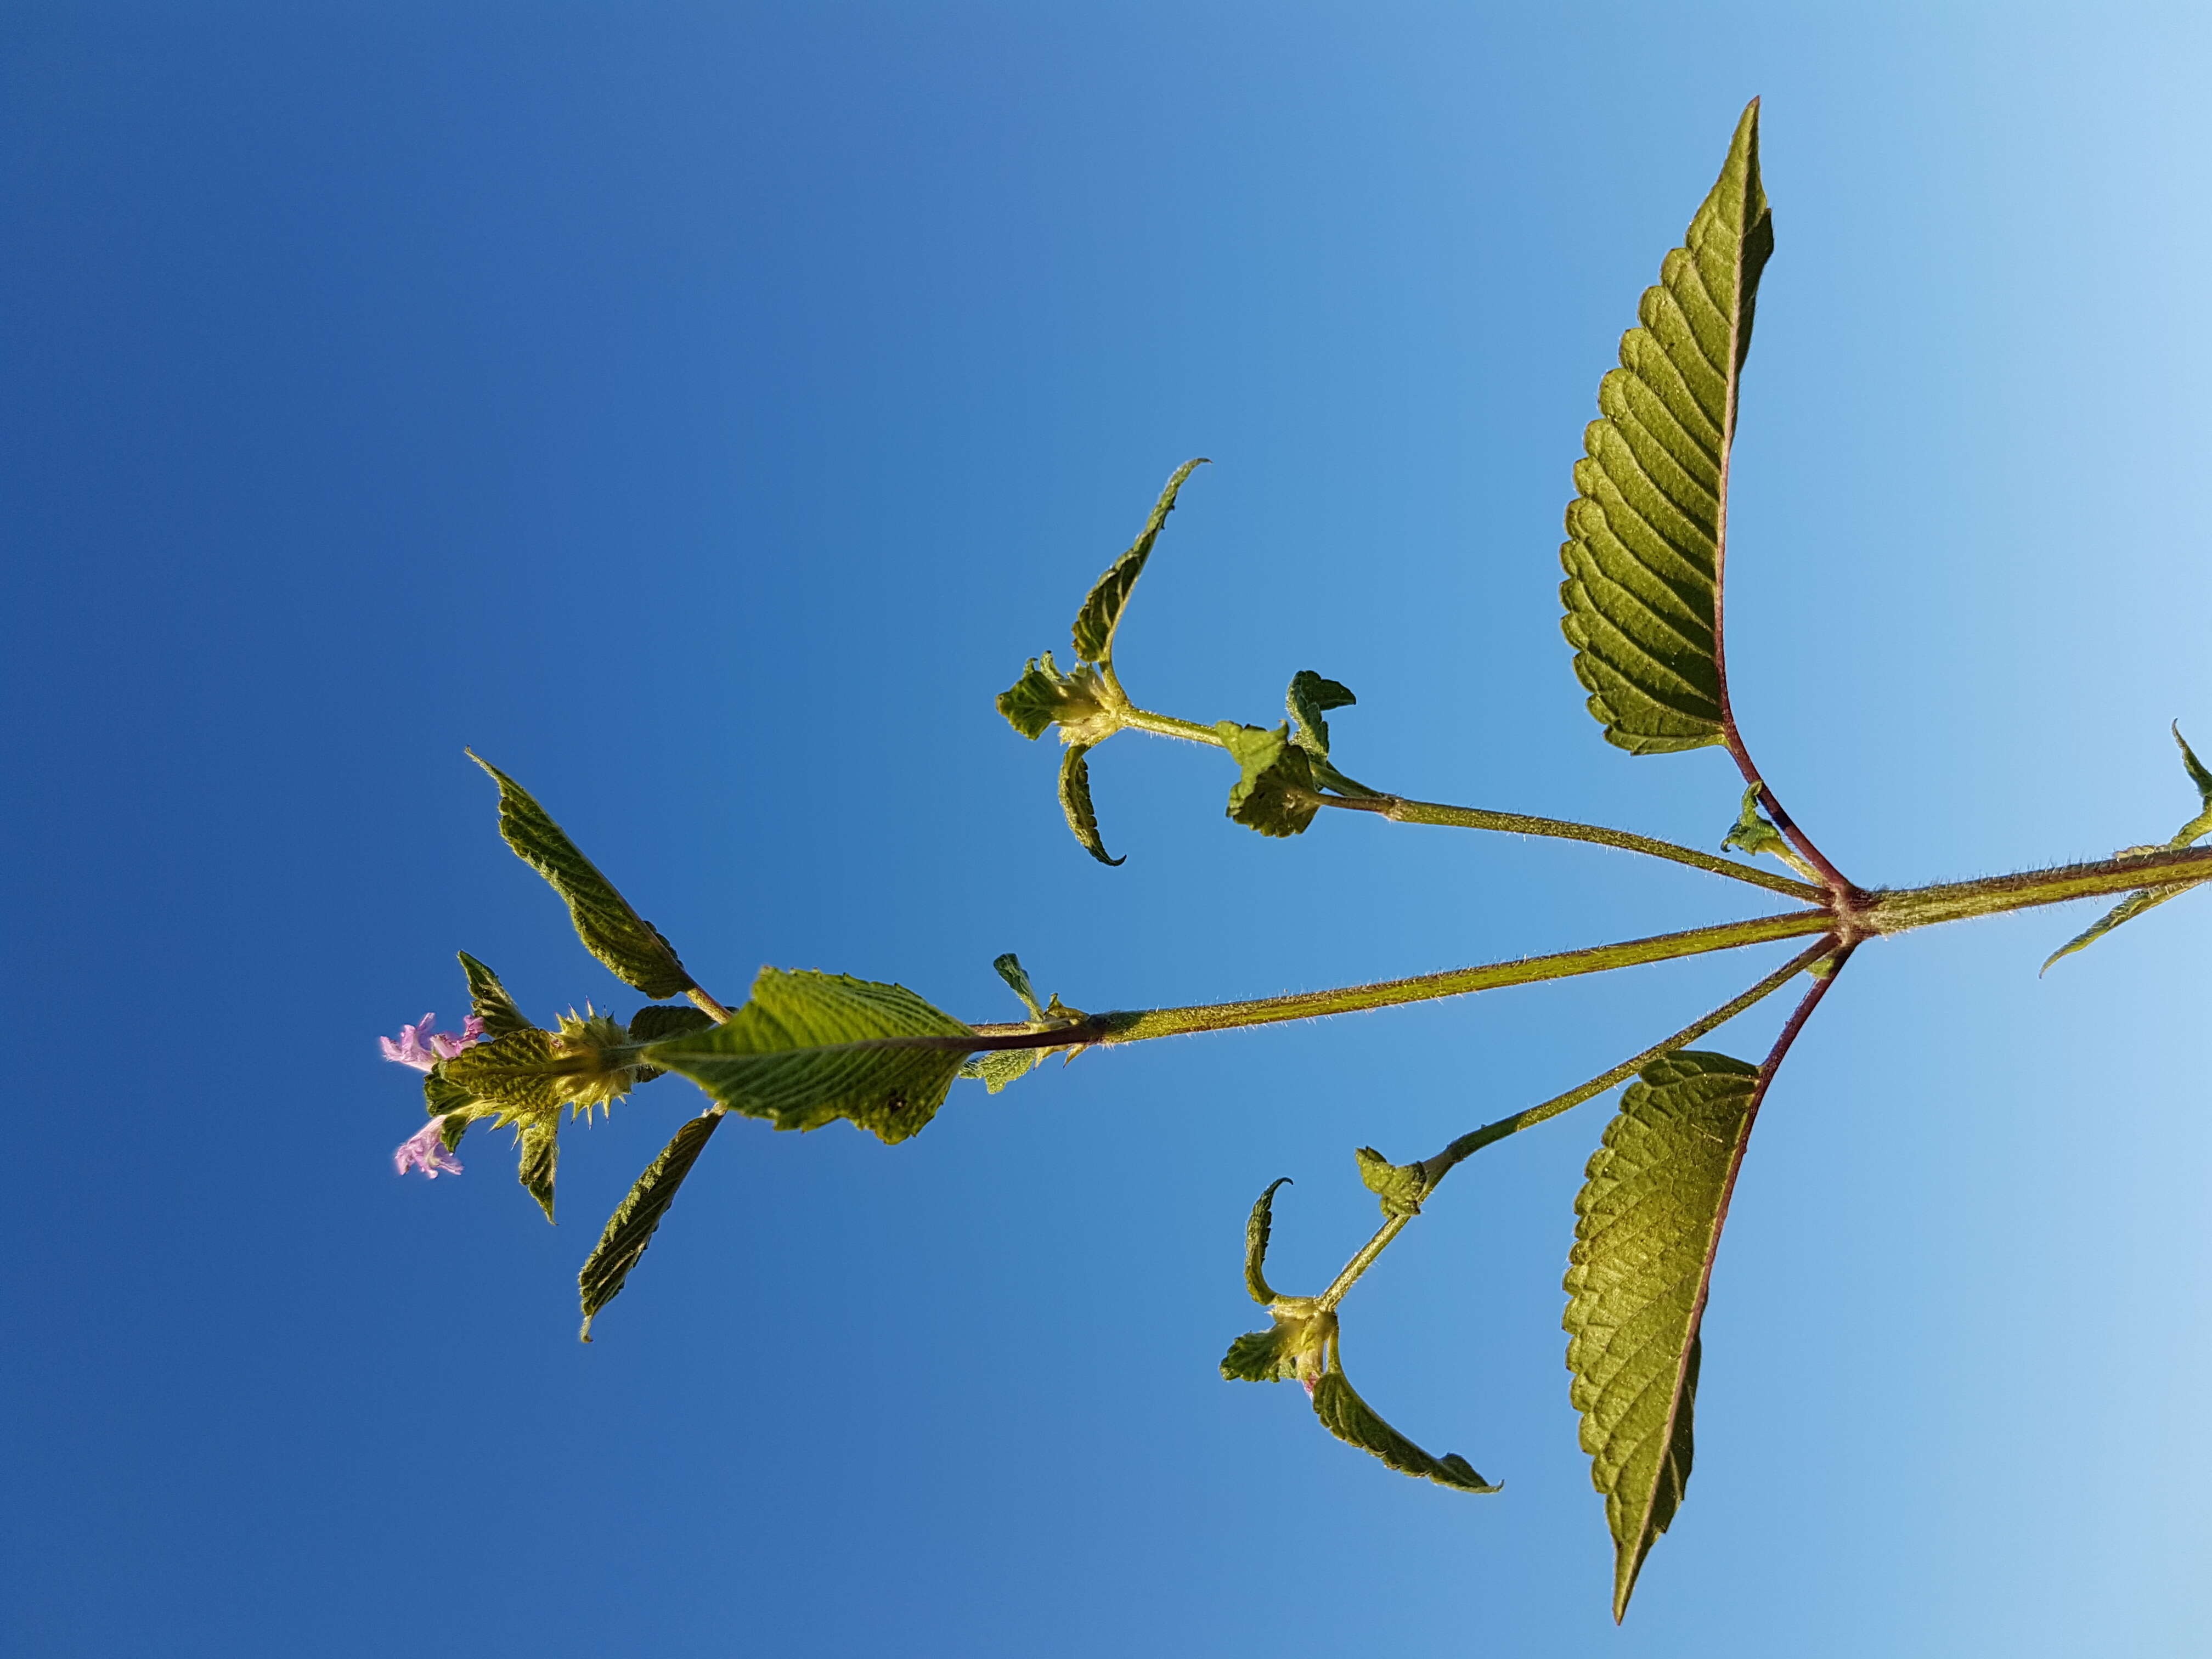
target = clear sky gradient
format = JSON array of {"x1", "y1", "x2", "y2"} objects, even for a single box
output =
[{"x1": 7, "y1": 5, "x2": 2211, "y2": 1655}]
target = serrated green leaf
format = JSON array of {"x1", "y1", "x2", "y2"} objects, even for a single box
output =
[
  {"x1": 1221, "y1": 1326, "x2": 1296, "y2": 1383},
  {"x1": 1355, "y1": 1147, "x2": 1426, "y2": 1218},
  {"x1": 1058, "y1": 743, "x2": 1125, "y2": 865},
  {"x1": 517, "y1": 1118, "x2": 558, "y2": 1223},
  {"x1": 2042, "y1": 722, "x2": 2212, "y2": 972},
  {"x1": 422, "y1": 1068, "x2": 483, "y2": 1149},
  {"x1": 1070, "y1": 459, "x2": 1207, "y2": 668},
  {"x1": 992, "y1": 952, "x2": 1047, "y2": 1021},
  {"x1": 1564, "y1": 1049, "x2": 1761, "y2": 1621},
  {"x1": 1311, "y1": 1365, "x2": 1499, "y2": 1494},
  {"x1": 441, "y1": 1028, "x2": 569, "y2": 1121},
  {"x1": 995, "y1": 651, "x2": 1114, "y2": 743},
  {"x1": 1216, "y1": 722, "x2": 1320, "y2": 838},
  {"x1": 1285, "y1": 670, "x2": 1356, "y2": 759},
  {"x1": 1559, "y1": 101, "x2": 1769, "y2": 756},
  {"x1": 1244, "y1": 1177, "x2": 1291, "y2": 1305},
  {"x1": 578, "y1": 1111, "x2": 725, "y2": 1341},
  {"x1": 640, "y1": 968, "x2": 976, "y2": 1145},
  {"x1": 467, "y1": 753, "x2": 696, "y2": 999},
  {"x1": 456, "y1": 951, "x2": 533, "y2": 1037}
]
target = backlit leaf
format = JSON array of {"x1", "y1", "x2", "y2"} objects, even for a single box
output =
[
  {"x1": 517, "y1": 1118, "x2": 558, "y2": 1223},
  {"x1": 577, "y1": 1111, "x2": 725, "y2": 1341},
  {"x1": 457, "y1": 951, "x2": 534, "y2": 1037},
  {"x1": 468, "y1": 753, "x2": 696, "y2": 999},
  {"x1": 1285, "y1": 670, "x2": 1356, "y2": 759},
  {"x1": 1560, "y1": 101, "x2": 1769, "y2": 755},
  {"x1": 1059, "y1": 743, "x2": 1124, "y2": 865},
  {"x1": 995, "y1": 651, "x2": 1111, "y2": 742},
  {"x1": 1355, "y1": 1147, "x2": 1426, "y2": 1218},
  {"x1": 1311, "y1": 1364, "x2": 1499, "y2": 1494},
  {"x1": 1217, "y1": 723, "x2": 1320, "y2": 838},
  {"x1": 1563, "y1": 1049, "x2": 1760, "y2": 1621},
  {"x1": 1070, "y1": 459, "x2": 1207, "y2": 668},
  {"x1": 640, "y1": 968, "x2": 977, "y2": 1145}
]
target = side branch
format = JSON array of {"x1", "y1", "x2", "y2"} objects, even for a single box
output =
[{"x1": 1313, "y1": 792, "x2": 1824, "y2": 900}]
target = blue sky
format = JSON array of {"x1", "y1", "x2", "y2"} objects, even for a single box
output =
[{"x1": 7, "y1": 5, "x2": 2211, "y2": 1654}]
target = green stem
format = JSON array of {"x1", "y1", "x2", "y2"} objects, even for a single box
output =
[
  {"x1": 1314, "y1": 791, "x2": 1824, "y2": 901},
  {"x1": 1091, "y1": 908, "x2": 1832, "y2": 1043},
  {"x1": 1863, "y1": 847, "x2": 2212, "y2": 931},
  {"x1": 1119, "y1": 706, "x2": 1228, "y2": 746},
  {"x1": 1319, "y1": 1215, "x2": 1411, "y2": 1312},
  {"x1": 1415, "y1": 936, "x2": 1836, "y2": 1187}
]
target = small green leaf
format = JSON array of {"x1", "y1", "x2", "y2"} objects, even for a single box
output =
[
  {"x1": 1559, "y1": 100, "x2": 1769, "y2": 755},
  {"x1": 1070, "y1": 459, "x2": 1208, "y2": 668},
  {"x1": 1564, "y1": 1049, "x2": 1761, "y2": 1622},
  {"x1": 1244, "y1": 1177, "x2": 1292, "y2": 1305},
  {"x1": 1058, "y1": 743, "x2": 1125, "y2": 865},
  {"x1": 467, "y1": 753, "x2": 696, "y2": 1000},
  {"x1": 517, "y1": 1117, "x2": 558, "y2": 1223},
  {"x1": 1719, "y1": 783, "x2": 1785, "y2": 861},
  {"x1": 1311, "y1": 1364, "x2": 1499, "y2": 1494},
  {"x1": 578, "y1": 1111, "x2": 725, "y2": 1341},
  {"x1": 626, "y1": 1003, "x2": 716, "y2": 1084},
  {"x1": 2042, "y1": 722, "x2": 2212, "y2": 972},
  {"x1": 1285, "y1": 671, "x2": 1356, "y2": 759},
  {"x1": 628, "y1": 1005, "x2": 715, "y2": 1043},
  {"x1": 456, "y1": 951, "x2": 534, "y2": 1037},
  {"x1": 1216, "y1": 723, "x2": 1320, "y2": 838},
  {"x1": 960, "y1": 1047, "x2": 1044, "y2": 1093},
  {"x1": 1220, "y1": 1325, "x2": 1297, "y2": 1383},
  {"x1": 640, "y1": 968, "x2": 977, "y2": 1145},
  {"x1": 1355, "y1": 1147, "x2": 1426, "y2": 1218},
  {"x1": 992, "y1": 952, "x2": 1047, "y2": 1021},
  {"x1": 995, "y1": 651, "x2": 1114, "y2": 743}
]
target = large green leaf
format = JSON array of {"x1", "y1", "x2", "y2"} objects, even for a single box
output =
[
  {"x1": 1564, "y1": 1049, "x2": 1761, "y2": 1621},
  {"x1": 1069, "y1": 459, "x2": 1207, "y2": 668},
  {"x1": 468, "y1": 753, "x2": 696, "y2": 999},
  {"x1": 2043, "y1": 723, "x2": 2212, "y2": 972},
  {"x1": 578, "y1": 1111, "x2": 726, "y2": 1341},
  {"x1": 440, "y1": 1028, "x2": 570, "y2": 1121},
  {"x1": 1559, "y1": 100, "x2": 1770, "y2": 755},
  {"x1": 1311, "y1": 1365, "x2": 1500, "y2": 1495},
  {"x1": 639, "y1": 968, "x2": 977, "y2": 1144}
]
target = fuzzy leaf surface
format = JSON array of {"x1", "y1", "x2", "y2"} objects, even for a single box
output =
[
  {"x1": 1355, "y1": 1147, "x2": 1426, "y2": 1217},
  {"x1": 469, "y1": 753, "x2": 696, "y2": 998},
  {"x1": 517, "y1": 1118, "x2": 558, "y2": 1223},
  {"x1": 996, "y1": 652, "x2": 1111, "y2": 742},
  {"x1": 1285, "y1": 671, "x2": 1356, "y2": 758},
  {"x1": 441, "y1": 1028, "x2": 569, "y2": 1121},
  {"x1": 457, "y1": 952, "x2": 534, "y2": 1037},
  {"x1": 1058, "y1": 743, "x2": 1124, "y2": 865},
  {"x1": 1069, "y1": 459, "x2": 1207, "y2": 666},
  {"x1": 1559, "y1": 101, "x2": 1769, "y2": 755},
  {"x1": 1310, "y1": 1368, "x2": 1498, "y2": 1493},
  {"x1": 1217, "y1": 723, "x2": 1319, "y2": 838},
  {"x1": 578, "y1": 1111, "x2": 725, "y2": 1340},
  {"x1": 640, "y1": 968, "x2": 975, "y2": 1144},
  {"x1": 1564, "y1": 1049, "x2": 1759, "y2": 1621}
]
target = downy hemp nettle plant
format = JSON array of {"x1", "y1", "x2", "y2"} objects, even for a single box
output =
[{"x1": 379, "y1": 103, "x2": 2212, "y2": 1620}]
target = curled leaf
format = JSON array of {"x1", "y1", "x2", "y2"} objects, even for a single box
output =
[
  {"x1": 1058, "y1": 744, "x2": 1124, "y2": 865},
  {"x1": 1216, "y1": 723, "x2": 1321, "y2": 838},
  {"x1": 1354, "y1": 1147, "x2": 1425, "y2": 1218},
  {"x1": 1310, "y1": 1363, "x2": 1498, "y2": 1494}
]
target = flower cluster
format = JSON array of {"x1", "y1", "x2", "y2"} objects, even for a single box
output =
[
  {"x1": 393, "y1": 1118, "x2": 464, "y2": 1179},
  {"x1": 378, "y1": 1012, "x2": 485, "y2": 1073},
  {"x1": 382, "y1": 1012, "x2": 486, "y2": 1178}
]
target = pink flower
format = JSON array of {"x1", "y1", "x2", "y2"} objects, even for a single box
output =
[
  {"x1": 379, "y1": 1013, "x2": 486, "y2": 1073},
  {"x1": 394, "y1": 1118, "x2": 464, "y2": 1178}
]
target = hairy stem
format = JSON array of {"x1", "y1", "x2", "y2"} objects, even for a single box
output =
[
  {"x1": 685, "y1": 986, "x2": 733, "y2": 1023},
  {"x1": 1313, "y1": 791, "x2": 1824, "y2": 900},
  {"x1": 1415, "y1": 935, "x2": 1838, "y2": 1187}
]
